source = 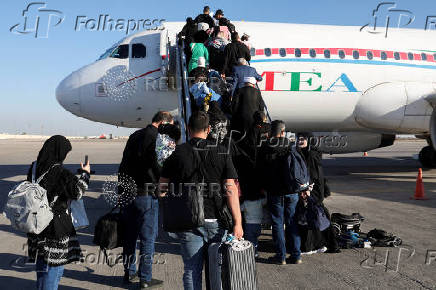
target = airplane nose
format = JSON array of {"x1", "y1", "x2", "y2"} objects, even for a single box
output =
[{"x1": 56, "y1": 72, "x2": 81, "y2": 115}]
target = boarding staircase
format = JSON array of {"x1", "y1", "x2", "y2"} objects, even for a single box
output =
[
  {"x1": 173, "y1": 34, "x2": 272, "y2": 142},
  {"x1": 174, "y1": 35, "x2": 192, "y2": 142}
]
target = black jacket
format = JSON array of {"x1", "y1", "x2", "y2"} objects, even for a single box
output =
[
  {"x1": 231, "y1": 86, "x2": 265, "y2": 136},
  {"x1": 240, "y1": 122, "x2": 270, "y2": 163},
  {"x1": 118, "y1": 125, "x2": 160, "y2": 190},
  {"x1": 257, "y1": 137, "x2": 293, "y2": 196},
  {"x1": 194, "y1": 13, "x2": 215, "y2": 29},
  {"x1": 298, "y1": 147, "x2": 326, "y2": 204},
  {"x1": 222, "y1": 41, "x2": 251, "y2": 75}
]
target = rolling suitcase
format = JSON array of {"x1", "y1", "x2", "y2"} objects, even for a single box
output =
[{"x1": 208, "y1": 237, "x2": 257, "y2": 290}]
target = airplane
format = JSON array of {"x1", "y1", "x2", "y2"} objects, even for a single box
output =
[{"x1": 55, "y1": 21, "x2": 436, "y2": 167}]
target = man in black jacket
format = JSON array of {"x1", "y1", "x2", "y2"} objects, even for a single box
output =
[
  {"x1": 257, "y1": 120, "x2": 307, "y2": 265},
  {"x1": 222, "y1": 32, "x2": 251, "y2": 77},
  {"x1": 213, "y1": 9, "x2": 236, "y2": 34},
  {"x1": 194, "y1": 6, "x2": 215, "y2": 30},
  {"x1": 159, "y1": 111, "x2": 243, "y2": 290},
  {"x1": 120, "y1": 111, "x2": 173, "y2": 289}
]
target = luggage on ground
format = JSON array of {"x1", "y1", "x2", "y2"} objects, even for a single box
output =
[
  {"x1": 93, "y1": 207, "x2": 124, "y2": 266},
  {"x1": 337, "y1": 230, "x2": 364, "y2": 249},
  {"x1": 367, "y1": 228, "x2": 402, "y2": 247},
  {"x1": 331, "y1": 212, "x2": 364, "y2": 236},
  {"x1": 3, "y1": 163, "x2": 58, "y2": 234},
  {"x1": 208, "y1": 236, "x2": 257, "y2": 290}
]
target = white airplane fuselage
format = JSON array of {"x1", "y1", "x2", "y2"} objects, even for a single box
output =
[{"x1": 56, "y1": 21, "x2": 436, "y2": 152}]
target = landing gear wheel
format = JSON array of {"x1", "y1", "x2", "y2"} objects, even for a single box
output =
[{"x1": 418, "y1": 146, "x2": 436, "y2": 168}]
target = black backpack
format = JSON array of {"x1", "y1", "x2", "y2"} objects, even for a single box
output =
[
  {"x1": 331, "y1": 212, "x2": 364, "y2": 236},
  {"x1": 367, "y1": 228, "x2": 402, "y2": 247},
  {"x1": 93, "y1": 208, "x2": 124, "y2": 267},
  {"x1": 161, "y1": 144, "x2": 205, "y2": 232}
]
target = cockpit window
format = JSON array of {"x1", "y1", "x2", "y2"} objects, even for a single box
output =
[
  {"x1": 98, "y1": 40, "x2": 122, "y2": 60},
  {"x1": 132, "y1": 43, "x2": 147, "y2": 58},
  {"x1": 110, "y1": 44, "x2": 129, "y2": 59}
]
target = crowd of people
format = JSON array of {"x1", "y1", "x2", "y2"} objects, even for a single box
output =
[{"x1": 23, "y1": 7, "x2": 340, "y2": 290}]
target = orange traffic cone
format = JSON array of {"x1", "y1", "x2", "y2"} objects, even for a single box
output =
[
  {"x1": 363, "y1": 152, "x2": 368, "y2": 157},
  {"x1": 411, "y1": 168, "x2": 428, "y2": 200}
]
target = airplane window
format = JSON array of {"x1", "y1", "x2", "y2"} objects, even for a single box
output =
[
  {"x1": 110, "y1": 44, "x2": 129, "y2": 59},
  {"x1": 264, "y1": 48, "x2": 272, "y2": 57},
  {"x1": 324, "y1": 50, "x2": 331, "y2": 58},
  {"x1": 421, "y1": 53, "x2": 427, "y2": 61},
  {"x1": 132, "y1": 43, "x2": 146, "y2": 58},
  {"x1": 295, "y1": 48, "x2": 301, "y2": 58},
  {"x1": 394, "y1": 52, "x2": 400, "y2": 60},
  {"x1": 407, "y1": 52, "x2": 414, "y2": 60},
  {"x1": 98, "y1": 40, "x2": 122, "y2": 60},
  {"x1": 381, "y1": 51, "x2": 387, "y2": 60},
  {"x1": 310, "y1": 49, "x2": 316, "y2": 58},
  {"x1": 279, "y1": 48, "x2": 286, "y2": 57},
  {"x1": 338, "y1": 50, "x2": 345, "y2": 59},
  {"x1": 367, "y1": 51, "x2": 374, "y2": 60},
  {"x1": 353, "y1": 51, "x2": 359, "y2": 59},
  {"x1": 250, "y1": 48, "x2": 256, "y2": 56}
]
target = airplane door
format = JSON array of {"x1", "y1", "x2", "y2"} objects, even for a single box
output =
[{"x1": 129, "y1": 32, "x2": 162, "y2": 94}]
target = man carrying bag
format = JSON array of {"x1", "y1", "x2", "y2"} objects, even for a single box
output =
[{"x1": 159, "y1": 111, "x2": 243, "y2": 290}]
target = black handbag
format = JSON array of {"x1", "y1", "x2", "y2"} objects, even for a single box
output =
[
  {"x1": 162, "y1": 145, "x2": 205, "y2": 232},
  {"x1": 93, "y1": 207, "x2": 124, "y2": 267}
]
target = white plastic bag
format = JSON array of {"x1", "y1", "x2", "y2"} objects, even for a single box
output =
[{"x1": 70, "y1": 199, "x2": 89, "y2": 230}]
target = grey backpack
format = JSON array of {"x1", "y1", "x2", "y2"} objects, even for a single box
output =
[{"x1": 3, "y1": 162, "x2": 58, "y2": 234}]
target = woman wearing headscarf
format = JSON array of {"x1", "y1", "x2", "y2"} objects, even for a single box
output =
[
  {"x1": 296, "y1": 133, "x2": 340, "y2": 254},
  {"x1": 188, "y1": 30, "x2": 210, "y2": 74},
  {"x1": 26, "y1": 135, "x2": 91, "y2": 290}
]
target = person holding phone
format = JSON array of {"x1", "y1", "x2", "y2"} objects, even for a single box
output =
[{"x1": 26, "y1": 135, "x2": 91, "y2": 290}]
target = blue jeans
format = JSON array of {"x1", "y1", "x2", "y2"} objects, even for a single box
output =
[
  {"x1": 36, "y1": 258, "x2": 64, "y2": 290},
  {"x1": 123, "y1": 195, "x2": 159, "y2": 282},
  {"x1": 268, "y1": 193, "x2": 301, "y2": 260},
  {"x1": 242, "y1": 198, "x2": 266, "y2": 252},
  {"x1": 177, "y1": 221, "x2": 226, "y2": 290}
]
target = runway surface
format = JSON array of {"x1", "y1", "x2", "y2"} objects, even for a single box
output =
[{"x1": 0, "y1": 139, "x2": 435, "y2": 289}]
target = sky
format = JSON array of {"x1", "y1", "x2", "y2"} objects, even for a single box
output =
[{"x1": 0, "y1": 0, "x2": 434, "y2": 136}]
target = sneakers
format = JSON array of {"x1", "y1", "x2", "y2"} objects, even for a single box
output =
[
  {"x1": 301, "y1": 250, "x2": 316, "y2": 255},
  {"x1": 317, "y1": 247, "x2": 328, "y2": 253},
  {"x1": 288, "y1": 257, "x2": 303, "y2": 264},
  {"x1": 123, "y1": 272, "x2": 139, "y2": 284},
  {"x1": 267, "y1": 255, "x2": 286, "y2": 265},
  {"x1": 140, "y1": 279, "x2": 164, "y2": 289},
  {"x1": 302, "y1": 247, "x2": 327, "y2": 255}
]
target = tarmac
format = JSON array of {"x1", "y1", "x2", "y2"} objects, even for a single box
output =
[{"x1": 0, "y1": 139, "x2": 435, "y2": 289}]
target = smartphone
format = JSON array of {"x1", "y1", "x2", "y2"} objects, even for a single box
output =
[{"x1": 84, "y1": 155, "x2": 89, "y2": 165}]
